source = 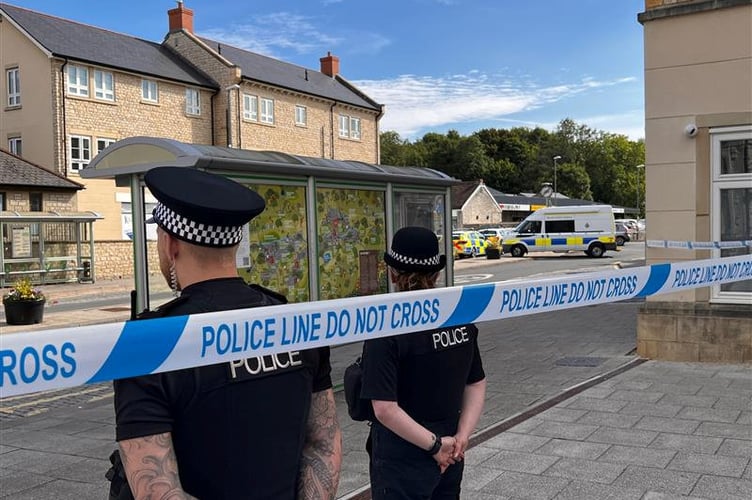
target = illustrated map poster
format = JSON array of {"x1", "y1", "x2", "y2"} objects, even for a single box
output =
[
  {"x1": 239, "y1": 184, "x2": 310, "y2": 303},
  {"x1": 317, "y1": 188, "x2": 387, "y2": 300}
]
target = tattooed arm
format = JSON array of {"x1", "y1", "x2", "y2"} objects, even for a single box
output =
[
  {"x1": 298, "y1": 388, "x2": 342, "y2": 500},
  {"x1": 119, "y1": 432, "x2": 198, "y2": 500}
]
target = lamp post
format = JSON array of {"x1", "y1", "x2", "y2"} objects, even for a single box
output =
[
  {"x1": 635, "y1": 164, "x2": 644, "y2": 217},
  {"x1": 552, "y1": 155, "x2": 562, "y2": 206}
]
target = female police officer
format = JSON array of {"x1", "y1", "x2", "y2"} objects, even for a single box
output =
[
  {"x1": 360, "y1": 226, "x2": 486, "y2": 500},
  {"x1": 112, "y1": 167, "x2": 341, "y2": 499}
]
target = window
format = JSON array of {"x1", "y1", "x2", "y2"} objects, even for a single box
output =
[
  {"x1": 97, "y1": 137, "x2": 116, "y2": 155},
  {"x1": 67, "y1": 65, "x2": 89, "y2": 96},
  {"x1": 517, "y1": 220, "x2": 541, "y2": 234},
  {"x1": 339, "y1": 114, "x2": 361, "y2": 139},
  {"x1": 545, "y1": 220, "x2": 575, "y2": 233},
  {"x1": 69, "y1": 135, "x2": 91, "y2": 172},
  {"x1": 6, "y1": 67, "x2": 20, "y2": 106},
  {"x1": 711, "y1": 126, "x2": 752, "y2": 303},
  {"x1": 350, "y1": 117, "x2": 361, "y2": 139},
  {"x1": 295, "y1": 105, "x2": 307, "y2": 126},
  {"x1": 8, "y1": 137, "x2": 22, "y2": 156},
  {"x1": 142, "y1": 79, "x2": 158, "y2": 102},
  {"x1": 29, "y1": 192, "x2": 42, "y2": 212},
  {"x1": 243, "y1": 94, "x2": 257, "y2": 121},
  {"x1": 93, "y1": 70, "x2": 114, "y2": 101},
  {"x1": 260, "y1": 98, "x2": 274, "y2": 124},
  {"x1": 185, "y1": 88, "x2": 200, "y2": 115}
]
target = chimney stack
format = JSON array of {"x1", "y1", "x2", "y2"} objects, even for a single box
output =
[
  {"x1": 168, "y1": 0, "x2": 194, "y2": 33},
  {"x1": 320, "y1": 52, "x2": 340, "y2": 77}
]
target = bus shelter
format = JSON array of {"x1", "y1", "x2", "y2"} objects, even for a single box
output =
[
  {"x1": 81, "y1": 137, "x2": 458, "y2": 313},
  {"x1": 0, "y1": 211, "x2": 101, "y2": 287}
]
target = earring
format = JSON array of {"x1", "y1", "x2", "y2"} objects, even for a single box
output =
[{"x1": 169, "y1": 261, "x2": 179, "y2": 297}]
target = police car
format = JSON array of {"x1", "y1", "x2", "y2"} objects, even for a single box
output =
[{"x1": 452, "y1": 230, "x2": 489, "y2": 258}]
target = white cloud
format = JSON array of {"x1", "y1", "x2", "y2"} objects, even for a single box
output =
[{"x1": 353, "y1": 73, "x2": 640, "y2": 139}]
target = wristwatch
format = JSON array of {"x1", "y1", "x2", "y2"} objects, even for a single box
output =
[{"x1": 427, "y1": 434, "x2": 442, "y2": 455}]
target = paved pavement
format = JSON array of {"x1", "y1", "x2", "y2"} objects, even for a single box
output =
[{"x1": 1, "y1": 258, "x2": 750, "y2": 499}]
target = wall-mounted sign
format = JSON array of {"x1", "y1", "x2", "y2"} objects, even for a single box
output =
[
  {"x1": 11, "y1": 226, "x2": 32, "y2": 258},
  {"x1": 499, "y1": 203, "x2": 530, "y2": 211}
]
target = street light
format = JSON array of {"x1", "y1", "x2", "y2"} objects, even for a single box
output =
[
  {"x1": 635, "y1": 164, "x2": 644, "y2": 217},
  {"x1": 552, "y1": 155, "x2": 562, "y2": 206}
]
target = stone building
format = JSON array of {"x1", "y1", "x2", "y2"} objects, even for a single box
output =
[
  {"x1": 451, "y1": 180, "x2": 504, "y2": 229},
  {"x1": 0, "y1": 2, "x2": 382, "y2": 278},
  {"x1": 637, "y1": 0, "x2": 751, "y2": 362}
]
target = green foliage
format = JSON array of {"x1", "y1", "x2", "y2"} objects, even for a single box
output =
[{"x1": 379, "y1": 118, "x2": 644, "y2": 207}]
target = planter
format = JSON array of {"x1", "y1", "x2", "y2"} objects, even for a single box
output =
[
  {"x1": 486, "y1": 248, "x2": 501, "y2": 259},
  {"x1": 3, "y1": 299, "x2": 46, "y2": 325}
]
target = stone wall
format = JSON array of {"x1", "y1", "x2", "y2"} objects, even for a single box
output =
[
  {"x1": 91, "y1": 240, "x2": 160, "y2": 281},
  {"x1": 637, "y1": 302, "x2": 752, "y2": 362}
]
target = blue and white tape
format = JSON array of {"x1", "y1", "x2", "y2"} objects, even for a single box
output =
[
  {"x1": 647, "y1": 239, "x2": 752, "y2": 250},
  {"x1": 1, "y1": 254, "x2": 751, "y2": 398}
]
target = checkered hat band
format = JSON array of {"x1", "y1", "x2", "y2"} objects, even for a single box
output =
[
  {"x1": 387, "y1": 249, "x2": 440, "y2": 267},
  {"x1": 153, "y1": 203, "x2": 243, "y2": 247}
]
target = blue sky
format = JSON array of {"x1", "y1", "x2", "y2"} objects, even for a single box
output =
[{"x1": 9, "y1": 0, "x2": 646, "y2": 140}]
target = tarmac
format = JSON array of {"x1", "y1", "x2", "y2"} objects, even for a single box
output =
[{"x1": 0, "y1": 255, "x2": 750, "y2": 499}]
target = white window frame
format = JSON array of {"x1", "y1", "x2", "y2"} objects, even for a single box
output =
[
  {"x1": 295, "y1": 105, "x2": 307, "y2": 126},
  {"x1": 6, "y1": 67, "x2": 20, "y2": 106},
  {"x1": 141, "y1": 79, "x2": 158, "y2": 103},
  {"x1": 69, "y1": 135, "x2": 91, "y2": 173},
  {"x1": 67, "y1": 65, "x2": 89, "y2": 97},
  {"x1": 8, "y1": 137, "x2": 22, "y2": 156},
  {"x1": 96, "y1": 137, "x2": 117, "y2": 155},
  {"x1": 260, "y1": 98, "x2": 274, "y2": 124},
  {"x1": 93, "y1": 69, "x2": 114, "y2": 101},
  {"x1": 338, "y1": 114, "x2": 349, "y2": 138},
  {"x1": 350, "y1": 116, "x2": 361, "y2": 140},
  {"x1": 243, "y1": 94, "x2": 258, "y2": 121},
  {"x1": 710, "y1": 125, "x2": 752, "y2": 304},
  {"x1": 185, "y1": 88, "x2": 200, "y2": 115}
]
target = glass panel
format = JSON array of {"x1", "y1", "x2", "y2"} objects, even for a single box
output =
[
  {"x1": 317, "y1": 188, "x2": 387, "y2": 299},
  {"x1": 393, "y1": 191, "x2": 447, "y2": 286},
  {"x1": 241, "y1": 184, "x2": 310, "y2": 303},
  {"x1": 720, "y1": 187, "x2": 752, "y2": 293},
  {"x1": 720, "y1": 139, "x2": 752, "y2": 175}
]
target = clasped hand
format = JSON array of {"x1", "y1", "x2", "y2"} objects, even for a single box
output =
[{"x1": 432, "y1": 436, "x2": 466, "y2": 473}]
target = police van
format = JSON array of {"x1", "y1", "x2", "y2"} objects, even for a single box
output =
[{"x1": 501, "y1": 205, "x2": 617, "y2": 258}]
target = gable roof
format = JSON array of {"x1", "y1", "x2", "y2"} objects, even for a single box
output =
[
  {"x1": 198, "y1": 38, "x2": 381, "y2": 111},
  {"x1": 0, "y1": 149, "x2": 84, "y2": 190},
  {"x1": 0, "y1": 3, "x2": 215, "y2": 88}
]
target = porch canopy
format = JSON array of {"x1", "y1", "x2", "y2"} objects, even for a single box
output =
[
  {"x1": 0, "y1": 211, "x2": 102, "y2": 287},
  {"x1": 81, "y1": 137, "x2": 458, "y2": 313}
]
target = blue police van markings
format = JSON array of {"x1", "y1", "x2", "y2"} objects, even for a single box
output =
[
  {"x1": 635, "y1": 263, "x2": 670, "y2": 298},
  {"x1": 2, "y1": 254, "x2": 751, "y2": 398},
  {"x1": 551, "y1": 238, "x2": 568, "y2": 245},
  {"x1": 440, "y1": 283, "x2": 495, "y2": 327}
]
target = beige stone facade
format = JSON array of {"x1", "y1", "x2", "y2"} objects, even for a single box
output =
[{"x1": 637, "y1": 0, "x2": 752, "y2": 362}]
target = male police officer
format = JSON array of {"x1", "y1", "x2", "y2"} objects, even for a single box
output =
[{"x1": 113, "y1": 167, "x2": 341, "y2": 499}]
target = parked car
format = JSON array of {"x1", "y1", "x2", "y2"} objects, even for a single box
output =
[
  {"x1": 614, "y1": 220, "x2": 631, "y2": 246},
  {"x1": 479, "y1": 227, "x2": 515, "y2": 244},
  {"x1": 452, "y1": 230, "x2": 489, "y2": 258}
]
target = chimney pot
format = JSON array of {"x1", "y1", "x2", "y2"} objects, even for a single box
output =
[
  {"x1": 168, "y1": 1, "x2": 194, "y2": 33},
  {"x1": 320, "y1": 52, "x2": 340, "y2": 77}
]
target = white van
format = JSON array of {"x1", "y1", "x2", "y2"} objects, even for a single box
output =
[{"x1": 501, "y1": 205, "x2": 617, "y2": 258}]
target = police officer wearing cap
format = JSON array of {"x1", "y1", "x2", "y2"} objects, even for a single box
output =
[
  {"x1": 112, "y1": 167, "x2": 342, "y2": 499},
  {"x1": 360, "y1": 226, "x2": 486, "y2": 500}
]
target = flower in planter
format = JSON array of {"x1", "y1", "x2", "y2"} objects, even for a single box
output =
[{"x1": 3, "y1": 277, "x2": 45, "y2": 303}]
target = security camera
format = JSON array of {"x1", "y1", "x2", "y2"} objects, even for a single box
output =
[{"x1": 684, "y1": 124, "x2": 698, "y2": 138}]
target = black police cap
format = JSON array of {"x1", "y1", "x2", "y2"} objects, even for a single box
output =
[{"x1": 145, "y1": 167, "x2": 265, "y2": 248}]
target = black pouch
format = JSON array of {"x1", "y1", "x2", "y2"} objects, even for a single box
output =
[
  {"x1": 344, "y1": 356, "x2": 375, "y2": 422},
  {"x1": 105, "y1": 449, "x2": 134, "y2": 500}
]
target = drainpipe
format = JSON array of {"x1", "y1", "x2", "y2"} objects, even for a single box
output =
[
  {"x1": 60, "y1": 58, "x2": 68, "y2": 177},
  {"x1": 375, "y1": 104, "x2": 385, "y2": 164},
  {"x1": 329, "y1": 102, "x2": 336, "y2": 159},
  {"x1": 210, "y1": 88, "x2": 218, "y2": 145}
]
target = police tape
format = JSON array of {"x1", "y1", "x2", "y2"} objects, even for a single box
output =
[
  {"x1": 647, "y1": 239, "x2": 752, "y2": 250},
  {"x1": 1, "y1": 254, "x2": 751, "y2": 398}
]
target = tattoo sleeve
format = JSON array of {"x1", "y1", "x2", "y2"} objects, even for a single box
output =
[
  {"x1": 119, "y1": 432, "x2": 198, "y2": 500},
  {"x1": 298, "y1": 389, "x2": 343, "y2": 500}
]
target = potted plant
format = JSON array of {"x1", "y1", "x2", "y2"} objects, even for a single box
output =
[{"x1": 2, "y1": 277, "x2": 46, "y2": 325}]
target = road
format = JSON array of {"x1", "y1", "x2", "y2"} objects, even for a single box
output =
[{"x1": 455, "y1": 241, "x2": 645, "y2": 285}]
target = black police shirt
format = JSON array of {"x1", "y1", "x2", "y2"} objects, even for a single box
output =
[
  {"x1": 114, "y1": 277, "x2": 332, "y2": 500},
  {"x1": 360, "y1": 323, "x2": 485, "y2": 426}
]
